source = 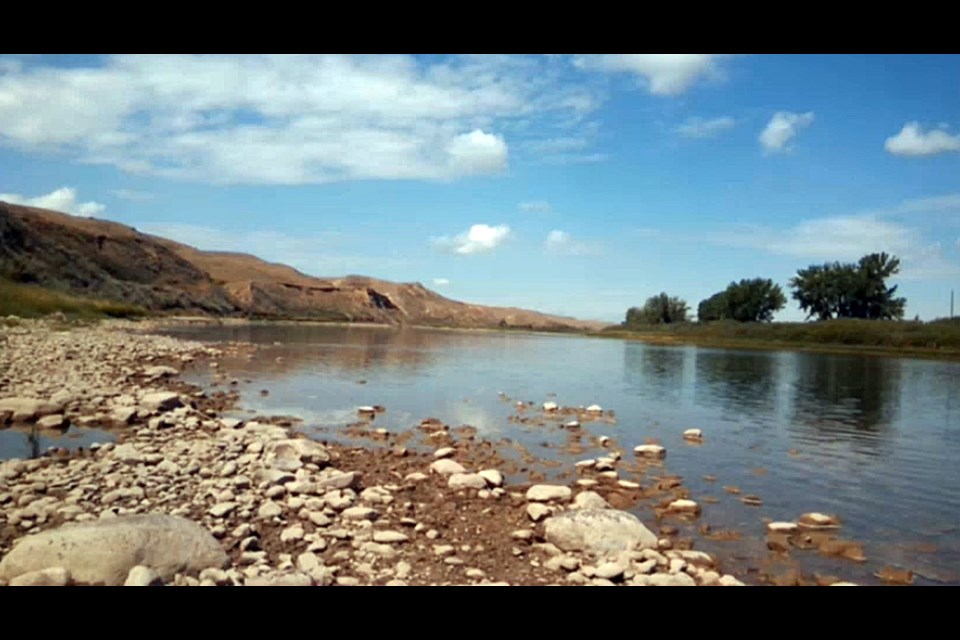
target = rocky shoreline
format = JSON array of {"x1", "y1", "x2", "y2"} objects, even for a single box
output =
[{"x1": 0, "y1": 317, "x2": 786, "y2": 586}]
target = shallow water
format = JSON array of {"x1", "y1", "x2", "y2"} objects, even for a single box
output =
[{"x1": 164, "y1": 324, "x2": 960, "y2": 585}]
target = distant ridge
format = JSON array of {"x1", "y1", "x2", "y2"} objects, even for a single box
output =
[{"x1": 0, "y1": 201, "x2": 605, "y2": 331}]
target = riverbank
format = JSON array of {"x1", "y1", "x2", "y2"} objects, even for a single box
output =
[
  {"x1": 1, "y1": 318, "x2": 766, "y2": 587},
  {"x1": 593, "y1": 319, "x2": 960, "y2": 362}
]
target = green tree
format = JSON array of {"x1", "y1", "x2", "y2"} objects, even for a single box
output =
[
  {"x1": 698, "y1": 278, "x2": 786, "y2": 322},
  {"x1": 790, "y1": 252, "x2": 906, "y2": 320},
  {"x1": 626, "y1": 293, "x2": 689, "y2": 325}
]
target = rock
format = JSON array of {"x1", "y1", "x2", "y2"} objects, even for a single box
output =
[
  {"x1": 373, "y1": 531, "x2": 409, "y2": 544},
  {"x1": 405, "y1": 472, "x2": 428, "y2": 482},
  {"x1": 830, "y1": 582, "x2": 858, "y2": 586},
  {"x1": 543, "y1": 509, "x2": 657, "y2": 555},
  {"x1": 0, "y1": 397, "x2": 61, "y2": 422},
  {"x1": 667, "y1": 499, "x2": 700, "y2": 514},
  {"x1": 112, "y1": 443, "x2": 144, "y2": 463},
  {"x1": 571, "y1": 491, "x2": 610, "y2": 510},
  {"x1": 208, "y1": 502, "x2": 237, "y2": 518},
  {"x1": 640, "y1": 572, "x2": 697, "y2": 587},
  {"x1": 336, "y1": 576, "x2": 361, "y2": 586},
  {"x1": 719, "y1": 575, "x2": 746, "y2": 586},
  {"x1": 144, "y1": 365, "x2": 178, "y2": 378},
  {"x1": 266, "y1": 439, "x2": 330, "y2": 467},
  {"x1": 316, "y1": 471, "x2": 360, "y2": 490},
  {"x1": 586, "y1": 404, "x2": 602, "y2": 412},
  {"x1": 433, "y1": 447, "x2": 455, "y2": 459},
  {"x1": 526, "y1": 484, "x2": 572, "y2": 502},
  {"x1": 9, "y1": 567, "x2": 72, "y2": 586},
  {"x1": 798, "y1": 512, "x2": 840, "y2": 529},
  {"x1": 543, "y1": 401, "x2": 558, "y2": 412},
  {"x1": 124, "y1": 565, "x2": 162, "y2": 586},
  {"x1": 682, "y1": 428, "x2": 703, "y2": 441},
  {"x1": 385, "y1": 579, "x2": 407, "y2": 586},
  {"x1": 342, "y1": 506, "x2": 378, "y2": 521},
  {"x1": 527, "y1": 503, "x2": 553, "y2": 522},
  {"x1": 478, "y1": 469, "x2": 504, "y2": 487},
  {"x1": 36, "y1": 414, "x2": 67, "y2": 429},
  {"x1": 257, "y1": 501, "x2": 283, "y2": 519},
  {"x1": 767, "y1": 521, "x2": 799, "y2": 534},
  {"x1": 448, "y1": 473, "x2": 488, "y2": 490},
  {"x1": 430, "y1": 459, "x2": 466, "y2": 476},
  {"x1": 633, "y1": 444, "x2": 666, "y2": 458},
  {"x1": 111, "y1": 407, "x2": 138, "y2": 425},
  {"x1": 618, "y1": 480, "x2": 641, "y2": 490},
  {"x1": 594, "y1": 562, "x2": 625, "y2": 581},
  {"x1": 565, "y1": 421, "x2": 581, "y2": 429},
  {"x1": 246, "y1": 573, "x2": 313, "y2": 587},
  {"x1": 575, "y1": 459, "x2": 597, "y2": 470},
  {"x1": 0, "y1": 514, "x2": 228, "y2": 586},
  {"x1": 433, "y1": 544, "x2": 455, "y2": 557},
  {"x1": 140, "y1": 392, "x2": 182, "y2": 412},
  {"x1": 280, "y1": 524, "x2": 304, "y2": 542}
]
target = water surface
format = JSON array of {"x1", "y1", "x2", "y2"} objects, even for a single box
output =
[{"x1": 163, "y1": 324, "x2": 960, "y2": 585}]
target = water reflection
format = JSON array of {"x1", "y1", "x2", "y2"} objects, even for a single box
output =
[
  {"x1": 693, "y1": 349, "x2": 780, "y2": 418},
  {"x1": 790, "y1": 354, "x2": 901, "y2": 435}
]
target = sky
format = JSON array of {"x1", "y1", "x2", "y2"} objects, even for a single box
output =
[{"x1": 0, "y1": 53, "x2": 958, "y2": 323}]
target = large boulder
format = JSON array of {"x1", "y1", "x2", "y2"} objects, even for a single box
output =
[
  {"x1": 543, "y1": 509, "x2": 657, "y2": 555},
  {"x1": 0, "y1": 514, "x2": 228, "y2": 586},
  {"x1": 265, "y1": 438, "x2": 330, "y2": 468},
  {"x1": 0, "y1": 397, "x2": 62, "y2": 422}
]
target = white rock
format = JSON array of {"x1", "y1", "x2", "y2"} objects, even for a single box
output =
[
  {"x1": 140, "y1": 392, "x2": 182, "y2": 412},
  {"x1": 633, "y1": 444, "x2": 666, "y2": 458},
  {"x1": 526, "y1": 484, "x2": 572, "y2": 502},
  {"x1": 430, "y1": 459, "x2": 466, "y2": 476},
  {"x1": 527, "y1": 503, "x2": 553, "y2": 522},
  {"x1": 767, "y1": 521, "x2": 799, "y2": 534},
  {"x1": 342, "y1": 506, "x2": 379, "y2": 521},
  {"x1": 124, "y1": 565, "x2": 161, "y2": 586},
  {"x1": 36, "y1": 414, "x2": 67, "y2": 429},
  {"x1": 683, "y1": 428, "x2": 703, "y2": 441},
  {"x1": 373, "y1": 531, "x2": 409, "y2": 544},
  {"x1": 798, "y1": 512, "x2": 840, "y2": 529},
  {"x1": 719, "y1": 575, "x2": 746, "y2": 586},
  {"x1": 433, "y1": 447, "x2": 455, "y2": 459},
  {"x1": 448, "y1": 473, "x2": 488, "y2": 491},
  {"x1": 586, "y1": 404, "x2": 602, "y2": 412},
  {"x1": 594, "y1": 562, "x2": 625, "y2": 581},
  {"x1": 543, "y1": 401, "x2": 559, "y2": 412},
  {"x1": 478, "y1": 469, "x2": 504, "y2": 487},
  {"x1": 667, "y1": 499, "x2": 700, "y2": 514},
  {"x1": 257, "y1": 501, "x2": 283, "y2": 519},
  {"x1": 208, "y1": 502, "x2": 237, "y2": 518},
  {"x1": 543, "y1": 509, "x2": 657, "y2": 555},
  {"x1": 8, "y1": 567, "x2": 71, "y2": 586},
  {"x1": 571, "y1": 491, "x2": 610, "y2": 510}
]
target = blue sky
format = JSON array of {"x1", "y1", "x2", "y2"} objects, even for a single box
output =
[{"x1": 1, "y1": 54, "x2": 958, "y2": 322}]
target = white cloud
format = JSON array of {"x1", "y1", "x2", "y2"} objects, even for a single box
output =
[
  {"x1": 759, "y1": 111, "x2": 815, "y2": 153},
  {"x1": 519, "y1": 200, "x2": 552, "y2": 213},
  {"x1": 675, "y1": 116, "x2": 736, "y2": 138},
  {"x1": 0, "y1": 186, "x2": 105, "y2": 217},
  {"x1": 0, "y1": 55, "x2": 601, "y2": 185},
  {"x1": 433, "y1": 223, "x2": 511, "y2": 255},
  {"x1": 109, "y1": 189, "x2": 154, "y2": 201},
  {"x1": 544, "y1": 229, "x2": 601, "y2": 256},
  {"x1": 574, "y1": 54, "x2": 725, "y2": 95},
  {"x1": 432, "y1": 278, "x2": 450, "y2": 286},
  {"x1": 884, "y1": 122, "x2": 960, "y2": 156}
]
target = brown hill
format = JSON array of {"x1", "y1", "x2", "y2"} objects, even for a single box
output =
[{"x1": 0, "y1": 201, "x2": 605, "y2": 331}]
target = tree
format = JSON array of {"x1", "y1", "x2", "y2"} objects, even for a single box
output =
[
  {"x1": 625, "y1": 293, "x2": 689, "y2": 325},
  {"x1": 698, "y1": 278, "x2": 786, "y2": 322},
  {"x1": 790, "y1": 252, "x2": 906, "y2": 320}
]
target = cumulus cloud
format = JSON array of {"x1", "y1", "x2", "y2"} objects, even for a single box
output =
[
  {"x1": 432, "y1": 278, "x2": 450, "y2": 286},
  {"x1": 109, "y1": 189, "x2": 154, "y2": 201},
  {"x1": 574, "y1": 54, "x2": 725, "y2": 95},
  {"x1": 433, "y1": 224, "x2": 511, "y2": 255},
  {"x1": 884, "y1": 122, "x2": 960, "y2": 156},
  {"x1": 0, "y1": 186, "x2": 105, "y2": 217},
  {"x1": 544, "y1": 229, "x2": 601, "y2": 256},
  {"x1": 759, "y1": 111, "x2": 815, "y2": 153},
  {"x1": 519, "y1": 200, "x2": 552, "y2": 213},
  {"x1": 0, "y1": 55, "x2": 600, "y2": 185},
  {"x1": 675, "y1": 116, "x2": 736, "y2": 138}
]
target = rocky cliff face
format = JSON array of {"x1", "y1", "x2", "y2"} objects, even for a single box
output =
[{"x1": 0, "y1": 202, "x2": 604, "y2": 331}]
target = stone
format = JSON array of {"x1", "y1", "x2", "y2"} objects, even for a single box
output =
[
  {"x1": 0, "y1": 397, "x2": 61, "y2": 422},
  {"x1": 144, "y1": 366, "x2": 179, "y2": 378},
  {"x1": 448, "y1": 473, "x2": 488, "y2": 490},
  {"x1": 798, "y1": 512, "x2": 840, "y2": 529},
  {"x1": 280, "y1": 524, "x2": 304, "y2": 542},
  {"x1": 8, "y1": 567, "x2": 71, "y2": 586},
  {"x1": 257, "y1": 501, "x2": 283, "y2": 519},
  {"x1": 526, "y1": 484, "x2": 572, "y2": 502},
  {"x1": 683, "y1": 428, "x2": 703, "y2": 441},
  {"x1": 719, "y1": 575, "x2": 746, "y2": 586},
  {"x1": 667, "y1": 499, "x2": 700, "y2": 514},
  {"x1": 430, "y1": 459, "x2": 466, "y2": 476},
  {"x1": 208, "y1": 502, "x2": 237, "y2": 518},
  {"x1": 543, "y1": 509, "x2": 657, "y2": 555},
  {"x1": 336, "y1": 576, "x2": 361, "y2": 586},
  {"x1": 572, "y1": 491, "x2": 610, "y2": 510},
  {"x1": 266, "y1": 439, "x2": 330, "y2": 467},
  {"x1": 247, "y1": 573, "x2": 313, "y2": 587},
  {"x1": 767, "y1": 522, "x2": 799, "y2": 534},
  {"x1": 140, "y1": 392, "x2": 182, "y2": 412},
  {"x1": 543, "y1": 401, "x2": 559, "y2": 411},
  {"x1": 373, "y1": 531, "x2": 409, "y2": 544},
  {"x1": 0, "y1": 514, "x2": 228, "y2": 586},
  {"x1": 594, "y1": 562, "x2": 625, "y2": 581},
  {"x1": 527, "y1": 503, "x2": 552, "y2": 522},
  {"x1": 586, "y1": 404, "x2": 602, "y2": 412},
  {"x1": 342, "y1": 506, "x2": 378, "y2": 521},
  {"x1": 565, "y1": 421, "x2": 581, "y2": 429},
  {"x1": 124, "y1": 565, "x2": 162, "y2": 586},
  {"x1": 112, "y1": 407, "x2": 137, "y2": 425},
  {"x1": 433, "y1": 447, "x2": 455, "y2": 459},
  {"x1": 639, "y1": 572, "x2": 697, "y2": 587},
  {"x1": 478, "y1": 469, "x2": 504, "y2": 487},
  {"x1": 633, "y1": 444, "x2": 666, "y2": 458},
  {"x1": 36, "y1": 414, "x2": 67, "y2": 429},
  {"x1": 316, "y1": 471, "x2": 360, "y2": 490},
  {"x1": 575, "y1": 459, "x2": 597, "y2": 470}
]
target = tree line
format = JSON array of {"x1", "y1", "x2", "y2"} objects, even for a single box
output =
[{"x1": 624, "y1": 252, "x2": 907, "y2": 326}]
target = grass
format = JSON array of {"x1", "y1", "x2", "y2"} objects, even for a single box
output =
[
  {"x1": 0, "y1": 278, "x2": 146, "y2": 321},
  {"x1": 592, "y1": 318, "x2": 960, "y2": 361}
]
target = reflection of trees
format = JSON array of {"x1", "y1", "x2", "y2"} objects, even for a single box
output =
[
  {"x1": 790, "y1": 353, "x2": 901, "y2": 435},
  {"x1": 693, "y1": 349, "x2": 779, "y2": 417},
  {"x1": 623, "y1": 344, "x2": 686, "y2": 389}
]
